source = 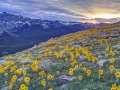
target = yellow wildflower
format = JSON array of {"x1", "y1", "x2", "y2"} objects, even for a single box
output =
[
  {"x1": 24, "y1": 77, "x2": 30, "y2": 83},
  {"x1": 98, "y1": 69, "x2": 103, "y2": 75},
  {"x1": 41, "y1": 80, "x2": 46, "y2": 86}
]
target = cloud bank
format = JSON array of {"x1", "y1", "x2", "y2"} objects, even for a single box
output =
[{"x1": 0, "y1": 0, "x2": 120, "y2": 23}]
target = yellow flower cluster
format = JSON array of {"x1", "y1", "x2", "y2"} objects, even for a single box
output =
[
  {"x1": 19, "y1": 84, "x2": 28, "y2": 90},
  {"x1": 11, "y1": 75, "x2": 17, "y2": 82},
  {"x1": 24, "y1": 77, "x2": 30, "y2": 83},
  {"x1": 38, "y1": 70, "x2": 46, "y2": 76},
  {"x1": 47, "y1": 74, "x2": 54, "y2": 80}
]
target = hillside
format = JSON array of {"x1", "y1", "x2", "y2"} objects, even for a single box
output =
[
  {"x1": 0, "y1": 12, "x2": 107, "y2": 44},
  {"x1": 0, "y1": 12, "x2": 108, "y2": 57},
  {"x1": 0, "y1": 22, "x2": 120, "y2": 90}
]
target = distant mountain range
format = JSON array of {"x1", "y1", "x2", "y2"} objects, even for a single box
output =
[{"x1": 0, "y1": 12, "x2": 108, "y2": 57}]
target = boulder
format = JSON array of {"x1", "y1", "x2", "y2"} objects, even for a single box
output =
[
  {"x1": 17, "y1": 54, "x2": 26, "y2": 60},
  {"x1": 17, "y1": 76, "x2": 24, "y2": 82},
  {"x1": 1, "y1": 87, "x2": 8, "y2": 90},
  {"x1": 0, "y1": 60, "x2": 7, "y2": 64},
  {"x1": 39, "y1": 50, "x2": 46, "y2": 54},
  {"x1": 38, "y1": 59, "x2": 56, "y2": 69},
  {"x1": 59, "y1": 75, "x2": 76, "y2": 81},
  {"x1": 59, "y1": 51, "x2": 69, "y2": 57},
  {"x1": 94, "y1": 59, "x2": 109, "y2": 68},
  {"x1": 21, "y1": 59, "x2": 34, "y2": 64},
  {"x1": 56, "y1": 75, "x2": 76, "y2": 87},
  {"x1": 113, "y1": 45, "x2": 120, "y2": 49},
  {"x1": 79, "y1": 55, "x2": 85, "y2": 60},
  {"x1": 97, "y1": 55, "x2": 104, "y2": 59}
]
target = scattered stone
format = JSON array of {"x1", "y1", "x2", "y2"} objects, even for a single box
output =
[
  {"x1": 39, "y1": 50, "x2": 46, "y2": 54},
  {"x1": 114, "y1": 69, "x2": 120, "y2": 71},
  {"x1": 30, "y1": 44, "x2": 37, "y2": 50},
  {"x1": 60, "y1": 84, "x2": 67, "y2": 88},
  {"x1": 17, "y1": 76, "x2": 24, "y2": 82},
  {"x1": 100, "y1": 34, "x2": 109, "y2": 38},
  {"x1": 59, "y1": 75, "x2": 76, "y2": 81},
  {"x1": 38, "y1": 42, "x2": 46, "y2": 47},
  {"x1": 113, "y1": 45, "x2": 120, "y2": 49},
  {"x1": 94, "y1": 41, "x2": 99, "y2": 45},
  {"x1": 59, "y1": 51, "x2": 69, "y2": 57},
  {"x1": 17, "y1": 54, "x2": 26, "y2": 60},
  {"x1": 38, "y1": 59, "x2": 56, "y2": 69},
  {"x1": 82, "y1": 89, "x2": 88, "y2": 90},
  {"x1": 0, "y1": 60, "x2": 7, "y2": 64},
  {"x1": 79, "y1": 55, "x2": 85, "y2": 60},
  {"x1": 56, "y1": 79, "x2": 68, "y2": 87},
  {"x1": 88, "y1": 34, "x2": 98, "y2": 39},
  {"x1": 22, "y1": 67, "x2": 29, "y2": 70},
  {"x1": 72, "y1": 41, "x2": 81, "y2": 45},
  {"x1": 114, "y1": 50, "x2": 118, "y2": 53},
  {"x1": 81, "y1": 62, "x2": 89, "y2": 64},
  {"x1": 97, "y1": 55, "x2": 104, "y2": 59},
  {"x1": 94, "y1": 59, "x2": 109, "y2": 68},
  {"x1": 21, "y1": 59, "x2": 34, "y2": 64},
  {"x1": 56, "y1": 75, "x2": 76, "y2": 87},
  {"x1": 83, "y1": 43, "x2": 91, "y2": 47},
  {"x1": 118, "y1": 36, "x2": 120, "y2": 39},
  {"x1": 73, "y1": 44, "x2": 80, "y2": 48},
  {"x1": 1, "y1": 87, "x2": 8, "y2": 90}
]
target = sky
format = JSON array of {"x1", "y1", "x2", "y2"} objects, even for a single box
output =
[{"x1": 0, "y1": 0, "x2": 120, "y2": 23}]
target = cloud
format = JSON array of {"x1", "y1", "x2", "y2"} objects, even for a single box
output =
[
  {"x1": 0, "y1": 0, "x2": 120, "y2": 23},
  {"x1": 94, "y1": 17, "x2": 120, "y2": 23}
]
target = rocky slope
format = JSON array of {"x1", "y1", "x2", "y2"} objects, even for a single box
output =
[{"x1": 0, "y1": 21, "x2": 120, "y2": 90}]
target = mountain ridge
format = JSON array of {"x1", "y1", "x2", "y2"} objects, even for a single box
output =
[
  {"x1": 0, "y1": 12, "x2": 108, "y2": 57},
  {"x1": 0, "y1": 19, "x2": 119, "y2": 90}
]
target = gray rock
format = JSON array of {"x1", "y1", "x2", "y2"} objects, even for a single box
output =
[
  {"x1": 22, "y1": 67, "x2": 29, "y2": 70},
  {"x1": 59, "y1": 75, "x2": 76, "y2": 81},
  {"x1": 0, "y1": 60, "x2": 7, "y2": 64},
  {"x1": 39, "y1": 50, "x2": 46, "y2": 54},
  {"x1": 56, "y1": 75, "x2": 76, "y2": 87},
  {"x1": 97, "y1": 55, "x2": 104, "y2": 59},
  {"x1": 60, "y1": 84, "x2": 67, "y2": 88},
  {"x1": 113, "y1": 45, "x2": 120, "y2": 49},
  {"x1": 94, "y1": 59, "x2": 109, "y2": 68},
  {"x1": 38, "y1": 59, "x2": 56, "y2": 69},
  {"x1": 17, "y1": 76, "x2": 24, "y2": 82},
  {"x1": 56, "y1": 79, "x2": 68, "y2": 86},
  {"x1": 114, "y1": 69, "x2": 120, "y2": 71},
  {"x1": 118, "y1": 36, "x2": 120, "y2": 39},
  {"x1": 73, "y1": 45, "x2": 80, "y2": 48},
  {"x1": 114, "y1": 50, "x2": 118, "y2": 53},
  {"x1": 79, "y1": 55, "x2": 85, "y2": 60},
  {"x1": 1, "y1": 87, "x2": 8, "y2": 90},
  {"x1": 21, "y1": 59, "x2": 34, "y2": 64},
  {"x1": 60, "y1": 51, "x2": 69, "y2": 57},
  {"x1": 17, "y1": 54, "x2": 26, "y2": 60}
]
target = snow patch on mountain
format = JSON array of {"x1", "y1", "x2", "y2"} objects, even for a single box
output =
[
  {"x1": 0, "y1": 29, "x2": 4, "y2": 35},
  {"x1": 42, "y1": 23, "x2": 49, "y2": 29},
  {"x1": 0, "y1": 28, "x2": 18, "y2": 37},
  {"x1": 3, "y1": 29, "x2": 19, "y2": 37},
  {"x1": 60, "y1": 21, "x2": 80, "y2": 26}
]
